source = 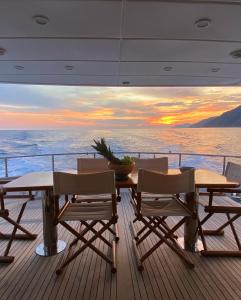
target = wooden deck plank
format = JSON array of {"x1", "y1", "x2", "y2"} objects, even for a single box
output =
[{"x1": 1, "y1": 192, "x2": 241, "y2": 300}]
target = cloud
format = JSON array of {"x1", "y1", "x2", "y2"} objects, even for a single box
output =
[{"x1": 0, "y1": 84, "x2": 241, "y2": 129}]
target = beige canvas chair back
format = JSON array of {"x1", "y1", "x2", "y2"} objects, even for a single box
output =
[
  {"x1": 77, "y1": 158, "x2": 109, "y2": 173},
  {"x1": 53, "y1": 171, "x2": 115, "y2": 195},
  {"x1": 225, "y1": 162, "x2": 241, "y2": 184},
  {"x1": 137, "y1": 169, "x2": 195, "y2": 194},
  {"x1": 133, "y1": 157, "x2": 168, "y2": 173}
]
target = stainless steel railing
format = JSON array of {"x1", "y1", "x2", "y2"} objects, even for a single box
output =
[{"x1": 1, "y1": 151, "x2": 241, "y2": 178}]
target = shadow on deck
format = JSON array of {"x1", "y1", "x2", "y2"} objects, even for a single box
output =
[{"x1": 1, "y1": 191, "x2": 241, "y2": 300}]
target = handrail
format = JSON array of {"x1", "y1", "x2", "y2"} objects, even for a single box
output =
[{"x1": 0, "y1": 151, "x2": 241, "y2": 178}]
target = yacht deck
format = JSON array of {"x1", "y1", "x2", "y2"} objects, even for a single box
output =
[{"x1": 1, "y1": 191, "x2": 241, "y2": 300}]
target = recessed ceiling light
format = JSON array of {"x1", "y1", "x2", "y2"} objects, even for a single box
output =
[
  {"x1": 33, "y1": 15, "x2": 49, "y2": 25},
  {"x1": 230, "y1": 49, "x2": 241, "y2": 59},
  {"x1": 14, "y1": 65, "x2": 24, "y2": 70},
  {"x1": 195, "y1": 18, "x2": 211, "y2": 29},
  {"x1": 163, "y1": 66, "x2": 172, "y2": 71},
  {"x1": 211, "y1": 67, "x2": 220, "y2": 73},
  {"x1": 0, "y1": 48, "x2": 6, "y2": 55},
  {"x1": 64, "y1": 65, "x2": 74, "y2": 71},
  {"x1": 122, "y1": 81, "x2": 130, "y2": 85}
]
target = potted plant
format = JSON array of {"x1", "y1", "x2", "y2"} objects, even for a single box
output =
[{"x1": 91, "y1": 138, "x2": 134, "y2": 180}]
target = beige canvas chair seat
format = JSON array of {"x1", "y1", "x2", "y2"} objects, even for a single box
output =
[
  {"x1": 199, "y1": 162, "x2": 241, "y2": 257},
  {"x1": 54, "y1": 171, "x2": 118, "y2": 275},
  {"x1": 141, "y1": 198, "x2": 191, "y2": 217},
  {"x1": 59, "y1": 202, "x2": 112, "y2": 221}
]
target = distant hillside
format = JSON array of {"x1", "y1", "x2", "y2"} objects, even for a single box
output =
[{"x1": 191, "y1": 105, "x2": 241, "y2": 127}]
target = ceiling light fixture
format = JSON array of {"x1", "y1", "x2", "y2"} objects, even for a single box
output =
[
  {"x1": 33, "y1": 15, "x2": 49, "y2": 25},
  {"x1": 195, "y1": 18, "x2": 211, "y2": 29},
  {"x1": 64, "y1": 65, "x2": 74, "y2": 71},
  {"x1": 0, "y1": 48, "x2": 6, "y2": 55},
  {"x1": 163, "y1": 66, "x2": 172, "y2": 71},
  {"x1": 15, "y1": 65, "x2": 24, "y2": 70},
  {"x1": 230, "y1": 49, "x2": 241, "y2": 59},
  {"x1": 211, "y1": 67, "x2": 220, "y2": 73}
]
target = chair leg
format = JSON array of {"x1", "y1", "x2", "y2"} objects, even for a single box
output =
[
  {"x1": 111, "y1": 240, "x2": 117, "y2": 273},
  {"x1": 57, "y1": 220, "x2": 116, "y2": 275},
  {"x1": 81, "y1": 221, "x2": 112, "y2": 247},
  {"x1": 134, "y1": 217, "x2": 194, "y2": 270},
  {"x1": 200, "y1": 213, "x2": 241, "y2": 256},
  {"x1": 132, "y1": 239, "x2": 144, "y2": 271},
  {"x1": 1, "y1": 203, "x2": 37, "y2": 262},
  {"x1": 99, "y1": 220, "x2": 119, "y2": 242},
  {"x1": 200, "y1": 213, "x2": 225, "y2": 236},
  {"x1": 227, "y1": 213, "x2": 241, "y2": 250},
  {"x1": 197, "y1": 221, "x2": 207, "y2": 251},
  {"x1": 116, "y1": 188, "x2": 121, "y2": 202},
  {"x1": 114, "y1": 223, "x2": 119, "y2": 242}
]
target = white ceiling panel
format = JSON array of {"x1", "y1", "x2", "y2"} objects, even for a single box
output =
[
  {"x1": 121, "y1": 40, "x2": 241, "y2": 63},
  {"x1": 0, "y1": 39, "x2": 120, "y2": 61},
  {"x1": 124, "y1": 2, "x2": 241, "y2": 41},
  {"x1": 0, "y1": 2, "x2": 122, "y2": 38},
  {"x1": 118, "y1": 75, "x2": 241, "y2": 86},
  {"x1": 120, "y1": 62, "x2": 241, "y2": 77},
  {"x1": 0, "y1": 1, "x2": 241, "y2": 86},
  {"x1": 0, "y1": 61, "x2": 119, "y2": 75},
  {"x1": 0, "y1": 75, "x2": 119, "y2": 86}
]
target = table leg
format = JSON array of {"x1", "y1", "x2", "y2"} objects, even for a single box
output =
[
  {"x1": 183, "y1": 190, "x2": 203, "y2": 252},
  {"x1": 36, "y1": 190, "x2": 66, "y2": 256}
]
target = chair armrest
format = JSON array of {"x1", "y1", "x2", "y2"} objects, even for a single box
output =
[
  {"x1": 207, "y1": 188, "x2": 241, "y2": 194},
  {"x1": 0, "y1": 176, "x2": 19, "y2": 184}
]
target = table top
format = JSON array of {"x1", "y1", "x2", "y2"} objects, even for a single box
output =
[
  {"x1": 116, "y1": 169, "x2": 240, "y2": 189},
  {"x1": 3, "y1": 169, "x2": 240, "y2": 192}
]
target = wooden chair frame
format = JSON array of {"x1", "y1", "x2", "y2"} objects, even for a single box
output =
[
  {"x1": 0, "y1": 190, "x2": 37, "y2": 263},
  {"x1": 132, "y1": 193, "x2": 195, "y2": 271},
  {"x1": 56, "y1": 195, "x2": 118, "y2": 275},
  {"x1": 200, "y1": 188, "x2": 241, "y2": 256},
  {"x1": 53, "y1": 171, "x2": 118, "y2": 275}
]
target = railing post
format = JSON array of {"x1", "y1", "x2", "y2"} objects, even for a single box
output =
[
  {"x1": 4, "y1": 158, "x2": 8, "y2": 177},
  {"x1": 51, "y1": 155, "x2": 55, "y2": 172},
  {"x1": 94, "y1": 153, "x2": 96, "y2": 159},
  {"x1": 178, "y1": 153, "x2": 182, "y2": 167},
  {"x1": 222, "y1": 156, "x2": 226, "y2": 175}
]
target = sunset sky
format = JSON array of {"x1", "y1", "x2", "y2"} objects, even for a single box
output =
[{"x1": 0, "y1": 84, "x2": 240, "y2": 129}]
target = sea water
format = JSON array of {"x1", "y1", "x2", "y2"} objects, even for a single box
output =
[{"x1": 0, "y1": 128, "x2": 240, "y2": 177}]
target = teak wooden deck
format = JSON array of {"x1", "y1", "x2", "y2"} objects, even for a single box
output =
[{"x1": 1, "y1": 191, "x2": 241, "y2": 300}]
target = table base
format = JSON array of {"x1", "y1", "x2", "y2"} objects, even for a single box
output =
[
  {"x1": 36, "y1": 240, "x2": 66, "y2": 256},
  {"x1": 177, "y1": 237, "x2": 204, "y2": 253}
]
